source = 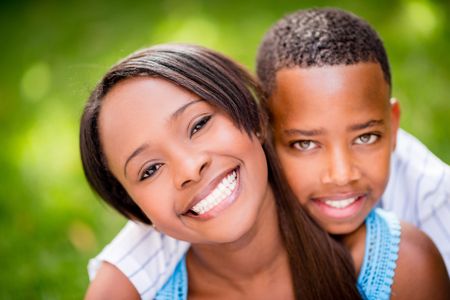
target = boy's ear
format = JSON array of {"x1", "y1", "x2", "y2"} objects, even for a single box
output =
[{"x1": 390, "y1": 98, "x2": 401, "y2": 151}]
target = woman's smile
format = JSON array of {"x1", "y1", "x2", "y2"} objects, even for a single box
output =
[
  {"x1": 184, "y1": 167, "x2": 240, "y2": 218},
  {"x1": 98, "y1": 76, "x2": 270, "y2": 244}
]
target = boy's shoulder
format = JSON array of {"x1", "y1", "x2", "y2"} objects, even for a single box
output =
[
  {"x1": 383, "y1": 129, "x2": 449, "y2": 222},
  {"x1": 392, "y1": 222, "x2": 450, "y2": 299},
  {"x1": 392, "y1": 129, "x2": 449, "y2": 181}
]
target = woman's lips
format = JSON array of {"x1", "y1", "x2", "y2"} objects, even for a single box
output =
[
  {"x1": 184, "y1": 167, "x2": 240, "y2": 218},
  {"x1": 190, "y1": 169, "x2": 238, "y2": 215}
]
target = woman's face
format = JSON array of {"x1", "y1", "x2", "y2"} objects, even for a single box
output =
[{"x1": 98, "y1": 77, "x2": 270, "y2": 244}]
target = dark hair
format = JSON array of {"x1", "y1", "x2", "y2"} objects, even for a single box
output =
[
  {"x1": 80, "y1": 44, "x2": 361, "y2": 299},
  {"x1": 80, "y1": 44, "x2": 261, "y2": 223},
  {"x1": 256, "y1": 7, "x2": 391, "y2": 96}
]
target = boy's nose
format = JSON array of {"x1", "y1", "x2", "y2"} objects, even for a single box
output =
[
  {"x1": 172, "y1": 147, "x2": 210, "y2": 189},
  {"x1": 321, "y1": 148, "x2": 361, "y2": 186}
]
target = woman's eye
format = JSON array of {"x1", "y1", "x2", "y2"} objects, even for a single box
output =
[
  {"x1": 355, "y1": 133, "x2": 379, "y2": 145},
  {"x1": 140, "y1": 163, "x2": 163, "y2": 181},
  {"x1": 190, "y1": 115, "x2": 211, "y2": 137},
  {"x1": 291, "y1": 140, "x2": 318, "y2": 151}
]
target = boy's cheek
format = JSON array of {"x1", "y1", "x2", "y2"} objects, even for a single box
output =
[
  {"x1": 275, "y1": 146, "x2": 296, "y2": 171},
  {"x1": 275, "y1": 148, "x2": 315, "y2": 180}
]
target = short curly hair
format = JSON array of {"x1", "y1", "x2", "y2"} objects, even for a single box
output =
[{"x1": 256, "y1": 8, "x2": 391, "y2": 96}]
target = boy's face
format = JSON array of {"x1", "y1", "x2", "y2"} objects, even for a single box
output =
[{"x1": 270, "y1": 63, "x2": 400, "y2": 235}]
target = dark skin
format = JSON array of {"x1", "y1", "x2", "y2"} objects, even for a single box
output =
[
  {"x1": 391, "y1": 223, "x2": 450, "y2": 299},
  {"x1": 85, "y1": 64, "x2": 450, "y2": 299},
  {"x1": 85, "y1": 262, "x2": 139, "y2": 300},
  {"x1": 86, "y1": 189, "x2": 294, "y2": 300},
  {"x1": 86, "y1": 222, "x2": 450, "y2": 300},
  {"x1": 342, "y1": 221, "x2": 450, "y2": 299},
  {"x1": 270, "y1": 63, "x2": 449, "y2": 299},
  {"x1": 87, "y1": 77, "x2": 295, "y2": 300}
]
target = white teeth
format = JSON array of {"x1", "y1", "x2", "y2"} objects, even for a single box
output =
[
  {"x1": 323, "y1": 197, "x2": 357, "y2": 209},
  {"x1": 191, "y1": 171, "x2": 237, "y2": 215}
]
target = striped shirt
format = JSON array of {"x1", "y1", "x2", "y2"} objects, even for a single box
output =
[
  {"x1": 88, "y1": 129, "x2": 450, "y2": 299},
  {"x1": 380, "y1": 129, "x2": 449, "y2": 273}
]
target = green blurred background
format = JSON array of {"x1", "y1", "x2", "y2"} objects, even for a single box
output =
[{"x1": 0, "y1": 0, "x2": 448, "y2": 298}]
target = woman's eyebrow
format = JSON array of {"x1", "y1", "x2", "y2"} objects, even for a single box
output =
[
  {"x1": 124, "y1": 143, "x2": 148, "y2": 178},
  {"x1": 170, "y1": 98, "x2": 204, "y2": 120}
]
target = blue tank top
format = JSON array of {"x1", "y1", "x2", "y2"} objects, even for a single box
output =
[
  {"x1": 357, "y1": 208, "x2": 401, "y2": 299},
  {"x1": 155, "y1": 208, "x2": 401, "y2": 300}
]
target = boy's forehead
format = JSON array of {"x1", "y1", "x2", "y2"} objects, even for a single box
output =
[
  {"x1": 270, "y1": 63, "x2": 390, "y2": 106},
  {"x1": 268, "y1": 63, "x2": 391, "y2": 124}
]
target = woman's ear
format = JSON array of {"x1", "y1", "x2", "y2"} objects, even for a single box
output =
[
  {"x1": 256, "y1": 111, "x2": 269, "y2": 144},
  {"x1": 256, "y1": 131, "x2": 265, "y2": 143}
]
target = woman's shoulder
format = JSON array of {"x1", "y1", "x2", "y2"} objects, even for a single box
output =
[
  {"x1": 392, "y1": 222, "x2": 450, "y2": 299},
  {"x1": 84, "y1": 261, "x2": 140, "y2": 300}
]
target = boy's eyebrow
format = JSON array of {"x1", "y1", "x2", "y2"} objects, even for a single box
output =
[
  {"x1": 123, "y1": 98, "x2": 204, "y2": 178},
  {"x1": 284, "y1": 128, "x2": 325, "y2": 137},
  {"x1": 283, "y1": 119, "x2": 384, "y2": 137},
  {"x1": 348, "y1": 119, "x2": 384, "y2": 131}
]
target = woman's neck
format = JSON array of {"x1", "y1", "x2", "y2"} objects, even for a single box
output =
[{"x1": 186, "y1": 187, "x2": 293, "y2": 299}]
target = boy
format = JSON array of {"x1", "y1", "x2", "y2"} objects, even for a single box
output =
[{"x1": 85, "y1": 8, "x2": 450, "y2": 299}]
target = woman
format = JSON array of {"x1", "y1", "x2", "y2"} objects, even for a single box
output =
[{"x1": 80, "y1": 44, "x2": 361, "y2": 299}]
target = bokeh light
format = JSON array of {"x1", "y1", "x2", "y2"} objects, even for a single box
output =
[{"x1": 1, "y1": 0, "x2": 448, "y2": 298}]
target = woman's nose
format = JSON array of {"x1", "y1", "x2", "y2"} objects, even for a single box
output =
[{"x1": 172, "y1": 146, "x2": 211, "y2": 189}]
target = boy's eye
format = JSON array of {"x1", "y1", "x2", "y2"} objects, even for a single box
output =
[
  {"x1": 291, "y1": 140, "x2": 318, "y2": 151},
  {"x1": 140, "y1": 163, "x2": 163, "y2": 181},
  {"x1": 354, "y1": 133, "x2": 379, "y2": 145},
  {"x1": 190, "y1": 115, "x2": 212, "y2": 137}
]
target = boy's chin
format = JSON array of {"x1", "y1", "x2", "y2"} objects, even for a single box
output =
[{"x1": 316, "y1": 218, "x2": 366, "y2": 237}]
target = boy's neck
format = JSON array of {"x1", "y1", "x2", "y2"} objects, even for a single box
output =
[{"x1": 186, "y1": 187, "x2": 293, "y2": 298}]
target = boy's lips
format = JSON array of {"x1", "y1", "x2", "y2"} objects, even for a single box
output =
[
  {"x1": 311, "y1": 192, "x2": 367, "y2": 219},
  {"x1": 322, "y1": 196, "x2": 358, "y2": 209},
  {"x1": 182, "y1": 167, "x2": 240, "y2": 217}
]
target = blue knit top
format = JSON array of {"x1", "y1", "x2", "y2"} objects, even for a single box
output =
[
  {"x1": 155, "y1": 208, "x2": 401, "y2": 300},
  {"x1": 357, "y1": 208, "x2": 401, "y2": 299}
]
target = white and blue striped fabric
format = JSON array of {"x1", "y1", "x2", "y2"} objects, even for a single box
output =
[
  {"x1": 88, "y1": 221, "x2": 189, "y2": 299},
  {"x1": 88, "y1": 129, "x2": 449, "y2": 300},
  {"x1": 380, "y1": 129, "x2": 449, "y2": 273}
]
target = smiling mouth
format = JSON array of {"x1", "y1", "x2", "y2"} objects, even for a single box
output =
[
  {"x1": 188, "y1": 169, "x2": 238, "y2": 216},
  {"x1": 321, "y1": 197, "x2": 358, "y2": 209}
]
